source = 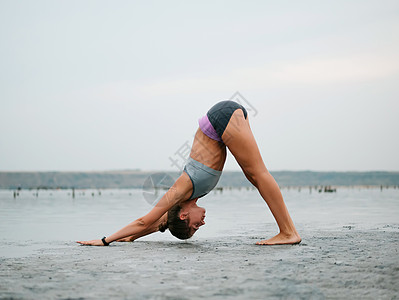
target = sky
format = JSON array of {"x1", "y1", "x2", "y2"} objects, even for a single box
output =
[{"x1": 0, "y1": 0, "x2": 398, "y2": 172}]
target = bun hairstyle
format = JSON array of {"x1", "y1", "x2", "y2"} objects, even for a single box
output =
[
  {"x1": 158, "y1": 221, "x2": 168, "y2": 233},
  {"x1": 159, "y1": 204, "x2": 191, "y2": 240}
]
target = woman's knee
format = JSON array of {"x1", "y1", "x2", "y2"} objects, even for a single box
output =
[
  {"x1": 243, "y1": 168, "x2": 269, "y2": 188},
  {"x1": 243, "y1": 170, "x2": 257, "y2": 187}
]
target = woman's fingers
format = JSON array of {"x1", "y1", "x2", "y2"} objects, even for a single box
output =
[
  {"x1": 76, "y1": 241, "x2": 91, "y2": 245},
  {"x1": 115, "y1": 237, "x2": 131, "y2": 242},
  {"x1": 76, "y1": 239, "x2": 104, "y2": 246}
]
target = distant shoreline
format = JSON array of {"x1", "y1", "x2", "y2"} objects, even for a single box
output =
[{"x1": 1, "y1": 170, "x2": 398, "y2": 190}]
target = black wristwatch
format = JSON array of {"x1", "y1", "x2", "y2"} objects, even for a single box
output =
[{"x1": 101, "y1": 237, "x2": 110, "y2": 246}]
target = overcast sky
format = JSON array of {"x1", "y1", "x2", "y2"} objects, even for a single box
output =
[{"x1": 1, "y1": 0, "x2": 398, "y2": 172}]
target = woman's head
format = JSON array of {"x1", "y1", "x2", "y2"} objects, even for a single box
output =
[{"x1": 165, "y1": 199, "x2": 206, "y2": 240}]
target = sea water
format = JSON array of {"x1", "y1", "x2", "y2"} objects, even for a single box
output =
[{"x1": 0, "y1": 187, "x2": 398, "y2": 258}]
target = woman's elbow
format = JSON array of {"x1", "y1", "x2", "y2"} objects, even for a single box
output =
[
  {"x1": 134, "y1": 218, "x2": 149, "y2": 229},
  {"x1": 134, "y1": 217, "x2": 157, "y2": 231}
]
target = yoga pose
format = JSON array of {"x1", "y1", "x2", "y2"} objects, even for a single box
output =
[{"x1": 77, "y1": 101, "x2": 301, "y2": 246}]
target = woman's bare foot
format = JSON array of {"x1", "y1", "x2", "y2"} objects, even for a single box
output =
[{"x1": 256, "y1": 232, "x2": 301, "y2": 245}]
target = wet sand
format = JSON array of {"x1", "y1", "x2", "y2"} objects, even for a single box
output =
[
  {"x1": 1, "y1": 188, "x2": 398, "y2": 299},
  {"x1": 1, "y1": 225, "x2": 398, "y2": 299}
]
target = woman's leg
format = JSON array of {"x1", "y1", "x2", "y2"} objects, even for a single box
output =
[{"x1": 222, "y1": 109, "x2": 301, "y2": 245}]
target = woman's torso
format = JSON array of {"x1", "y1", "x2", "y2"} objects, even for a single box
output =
[{"x1": 189, "y1": 128, "x2": 226, "y2": 171}]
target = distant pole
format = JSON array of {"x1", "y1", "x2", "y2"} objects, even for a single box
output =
[{"x1": 72, "y1": 188, "x2": 75, "y2": 199}]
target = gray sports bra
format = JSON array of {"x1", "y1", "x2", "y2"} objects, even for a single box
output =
[{"x1": 183, "y1": 157, "x2": 222, "y2": 200}]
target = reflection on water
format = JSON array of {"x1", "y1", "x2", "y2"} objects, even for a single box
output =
[{"x1": 0, "y1": 187, "x2": 398, "y2": 257}]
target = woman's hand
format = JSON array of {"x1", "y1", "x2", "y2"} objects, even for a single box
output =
[
  {"x1": 115, "y1": 236, "x2": 133, "y2": 242},
  {"x1": 76, "y1": 239, "x2": 106, "y2": 246}
]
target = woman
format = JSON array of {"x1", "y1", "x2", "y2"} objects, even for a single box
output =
[{"x1": 77, "y1": 101, "x2": 301, "y2": 246}]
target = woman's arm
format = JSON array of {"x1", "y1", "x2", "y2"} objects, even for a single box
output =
[
  {"x1": 77, "y1": 172, "x2": 193, "y2": 246},
  {"x1": 116, "y1": 213, "x2": 167, "y2": 242}
]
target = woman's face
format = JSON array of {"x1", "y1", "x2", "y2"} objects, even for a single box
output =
[{"x1": 187, "y1": 205, "x2": 206, "y2": 236}]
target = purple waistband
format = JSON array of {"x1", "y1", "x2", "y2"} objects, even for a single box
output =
[{"x1": 198, "y1": 114, "x2": 222, "y2": 142}]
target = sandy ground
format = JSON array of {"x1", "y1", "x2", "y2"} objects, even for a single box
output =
[{"x1": 1, "y1": 225, "x2": 398, "y2": 300}]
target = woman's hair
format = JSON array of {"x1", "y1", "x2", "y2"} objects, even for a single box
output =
[{"x1": 159, "y1": 204, "x2": 191, "y2": 240}]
